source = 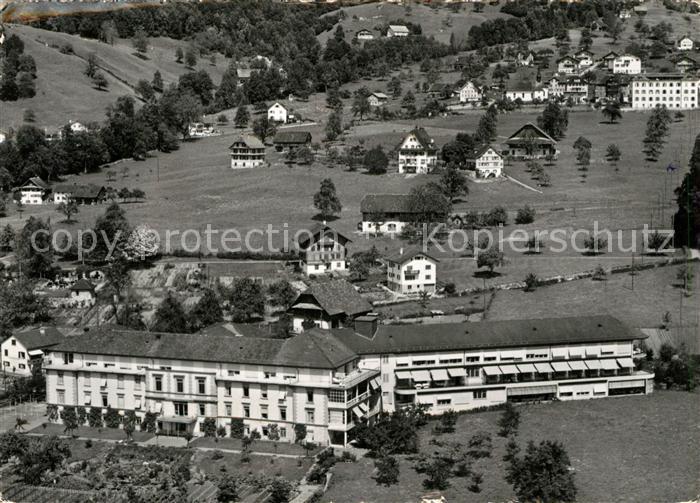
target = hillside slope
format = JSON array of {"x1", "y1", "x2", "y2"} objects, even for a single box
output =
[
  {"x1": 0, "y1": 23, "x2": 230, "y2": 131},
  {"x1": 318, "y1": 2, "x2": 512, "y2": 45}
]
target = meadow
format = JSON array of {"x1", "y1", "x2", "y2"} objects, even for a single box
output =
[{"x1": 323, "y1": 390, "x2": 700, "y2": 503}]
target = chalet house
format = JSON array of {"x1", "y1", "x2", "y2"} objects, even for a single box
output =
[
  {"x1": 53, "y1": 184, "x2": 106, "y2": 205},
  {"x1": 368, "y1": 92, "x2": 389, "y2": 107},
  {"x1": 268, "y1": 102, "x2": 288, "y2": 123},
  {"x1": 297, "y1": 223, "x2": 350, "y2": 276},
  {"x1": 516, "y1": 51, "x2": 535, "y2": 67},
  {"x1": 458, "y1": 81, "x2": 482, "y2": 103},
  {"x1": 229, "y1": 135, "x2": 266, "y2": 169},
  {"x1": 675, "y1": 56, "x2": 697, "y2": 74},
  {"x1": 360, "y1": 194, "x2": 415, "y2": 234},
  {"x1": 288, "y1": 280, "x2": 372, "y2": 333},
  {"x1": 574, "y1": 50, "x2": 594, "y2": 68},
  {"x1": 601, "y1": 51, "x2": 619, "y2": 71},
  {"x1": 43, "y1": 315, "x2": 654, "y2": 445},
  {"x1": 16, "y1": 177, "x2": 50, "y2": 205},
  {"x1": 557, "y1": 55, "x2": 579, "y2": 75},
  {"x1": 69, "y1": 279, "x2": 96, "y2": 307},
  {"x1": 427, "y1": 83, "x2": 453, "y2": 100},
  {"x1": 356, "y1": 29, "x2": 374, "y2": 41},
  {"x1": 397, "y1": 127, "x2": 438, "y2": 174},
  {"x1": 273, "y1": 131, "x2": 312, "y2": 152},
  {"x1": 386, "y1": 25, "x2": 410, "y2": 38},
  {"x1": 613, "y1": 54, "x2": 642, "y2": 75},
  {"x1": 385, "y1": 247, "x2": 439, "y2": 295},
  {"x1": 505, "y1": 81, "x2": 549, "y2": 103},
  {"x1": 466, "y1": 145, "x2": 503, "y2": 179},
  {"x1": 677, "y1": 36, "x2": 694, "y2": 51},
  {"x1": 1, "y1": 326, "x2": 64, "y2": 376},
  {"x1": 504, "y1": 123, "x2": 558, "y2": 160}
]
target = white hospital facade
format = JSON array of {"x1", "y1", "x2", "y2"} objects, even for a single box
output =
[{"x1": 43, "y1": 315, "x2": 653, "y2": 447}]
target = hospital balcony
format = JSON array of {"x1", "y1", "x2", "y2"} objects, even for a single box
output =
[{"x1": 331, "y1": 368, "x2": 380, "y2": 389}]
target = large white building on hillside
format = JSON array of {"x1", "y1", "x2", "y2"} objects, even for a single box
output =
[
  {"x1": 43, "y1": 316, "x2": 654, "y2": 446},
  {"x1": 630, "y1": 74, "x2": 700, "y2": 110}
]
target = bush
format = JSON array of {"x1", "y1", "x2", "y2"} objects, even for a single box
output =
[
  {"x1": 515, "y1": 206, "x2": 536, "y2": 224},
  {"x1": 230, "y1": 418, "x2": 245, "y2": 439},
  {"x1": 104, "y1": 407, "x2": 120, "y2": 428},
  {"x1": 340, "y1": 451, "x2": 357, "y2": 462}
]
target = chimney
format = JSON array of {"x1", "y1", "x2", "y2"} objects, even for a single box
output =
[{"x1": 355, "y1": 314, "x2": 379, "y2": 338}]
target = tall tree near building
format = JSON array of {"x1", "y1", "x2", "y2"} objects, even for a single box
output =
[
  {"x1": 191, "y1": 288, "x2": 224, "y2": 330},
  {"x1": 252, "y1": 117, "x2": 276, "y2": 144},
  {"x1": 363, "y1": 146, "x2": 389, "y2": 175},
  {"x1": 92, "y1": 202, "x2": 131, "y2": 262},
  {"x1": 325, "y1": 109, "x2": 343, "y2": 141},
  {"x1": 505, "y1": 440, "x2": 577, "y2": 503},
  {"x1": 313, "y1": 178, "x2": 342, "y2": 220},
  {"x1": 16, "y1": 217, "x2": 53, "y2": 278},
  {"x1": 352, "y1": 93, "x2": 371, "y2": 121},
  {"x1": 153, "y1": 292, "x2": 189, "y2": 333},
  {"x1": 56, "y1": 200, "x2": 79, "y2": 223},
  {"x1": 234, "y1": 103, "x2": 250, "y2": 128},
  {"x1": 440, "y1": 166, "x2": 469, "y2": 201},
  {"x1": 226, "y1": 278, "x2": 265, "y2": 322},
  {"x1": 602, "y1": 101, "x2": 622, "y2": 124},
  {"x1": 537, "y1": 102, "x2": 568, "y2": 139}
]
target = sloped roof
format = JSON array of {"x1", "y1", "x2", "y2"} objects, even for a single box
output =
[
  {"x1": 297, "y1": 223, "x2": 351, "y2": 249},
  {"x1": 385, "y1": 246, "x2": 439, "y2": 265},
  {"x1": 601, "y1": 51, "x2": 619, "y2": 60},
  {"x1": 506, "y1": 80, "x2": 537, "y2": 92},
  {"x1": 291, "y1": 280, "x2": 372, "y2": 317},
  {"x1": 506, "y1": 123, "x2": 556, "y2": 145},
  {"x1": 388, "y1": 25, "x2": 409, "y2": 33},
  {"x1": 237, "y1": 68, "x2": 253, "y2": 79},
  {"x1": 11, "y1": 326, "x2": 65, "y2": 351},
  {"x1": 276, "y1": 329, "x2": 357, "y2": 368},
  {"x1": 336, "y1": 315, "x2": 643, "y2": 355},
  {"x1": 405, "y1": 127, "x2": 435, "y2": 149},
  {"x1": 230, "y1": 134, "x2": 264, "y2": 150},
  {"x1": 70, "y1": 279, "x2": 95, "y2": 292},
  {"x1": 53, "y1": 183, "x2": 105, "y2": 199},
  {"x1": 370, "y1": 92, "x2": 389, "y2": 99},
  {"x1": 20, "y1": 177, "x2": 49, "y2": 190},
  {"x1": 360, "y1": 194, "x2": 415, "y2": 214},
  {"x1": 269, "y1": 102, "x2": 287, "y2": 111},
  {"x1": 273, "y1": 131, "x2": 312, "y2": 144},
  {"x1": 198, "y1": 322, "x2": 274, "y2": 338},
  {"x1": 556, "y1": 55, "x2": 577, "y2": 64},
  {"x1": 48, "y1": 325, "x2": 356, "y2": 369},
  {"x1": 51, "y1": 326, "x2": 286, "y2": 366},
  {"x1": 470, "y1": 144, "x2": 502, "y2": 160}
]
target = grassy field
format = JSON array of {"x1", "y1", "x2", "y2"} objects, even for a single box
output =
[
  {"x1": 487, "y1": 261, "x2": 700, "y2": 352},
  {"x1": 319, "y1": 2, "x2": 511, "y2": 45},
  {"x1": 323, "y1": 390, "x2": 700, "y2": 503},
  {"x1": 30, "y1": 422, "x2": 156, "y2": 442},
  {"x1": 1, "y1": 23, "x2": 230, "y2": 130}
]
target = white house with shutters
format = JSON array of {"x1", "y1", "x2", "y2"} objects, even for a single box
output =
[
  {"x1": 1, "y1": 327, "x2": 64, "y2": 377},
  {"x1": 677, "y1": 36, "x2": 694, "y2": 51},
  {"x1": 466, "y1": 145, "x2": 503, "y2": 178},
  {"x1": 613, "y1": 54, "x2": 642, "y2": 75},
  {"x1": 267, "y1": 102, "x2": 288, "y2": 123},
  {"x1": 385, "y1": 247, "x2": 438, "y2": 295},
  {"x1": 397, "y1": 127, "x2": 438, "y2": 174},
  {"x1": 458, "y1": 81, "x2": 482, "y2": 103},
  {"x1": 16, "y1": 177, "x2": 50, "y2": 205}
]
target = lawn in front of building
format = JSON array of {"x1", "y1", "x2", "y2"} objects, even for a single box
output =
[{"x1": 323, "y1": 391, "x2": 700, "y2": 503}]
